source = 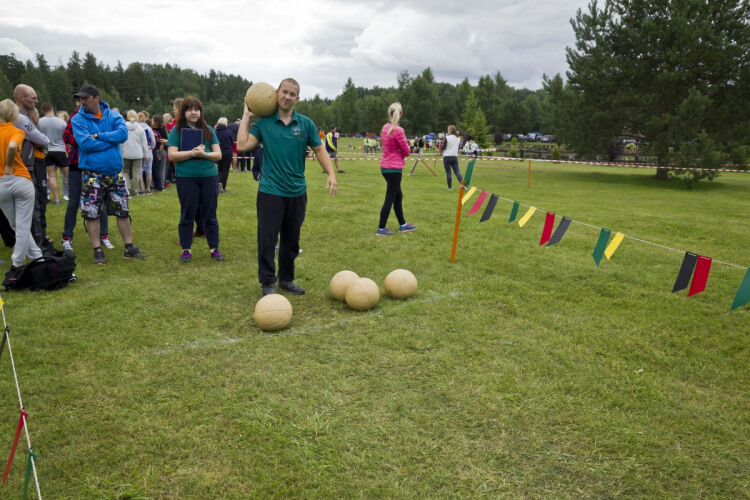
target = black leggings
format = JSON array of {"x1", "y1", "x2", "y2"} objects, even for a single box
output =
[
  {"x1": 379, "y1": 171, "x2": 405, "y2": 229},
  {"x1": 443, "y1": 156, "x2": 463, "y2": 189}
]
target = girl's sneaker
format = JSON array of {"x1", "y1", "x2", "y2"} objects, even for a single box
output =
[
  {"x1": 399, "y1": 222, "x2": 417, "y2": 232},
  {"x1": 210, "y1": 249, "x2": 224, "y2": 261},
  {"x1": 180, "y1": 250, "x2": 191, "y2": 263},
  {"x1": 376, "y1": 227, "x2": 395, "y2": 236}
]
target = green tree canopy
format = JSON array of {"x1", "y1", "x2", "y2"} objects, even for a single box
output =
[{"x1": 554, "y1": 0, "x2": 750, "y2": 185}]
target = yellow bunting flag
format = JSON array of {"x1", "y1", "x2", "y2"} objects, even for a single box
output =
[
  {"x1": 518, "y1": 207, "x2": 536, "y2": 227},
  {"x1": 604, "y1": 232, "x2": 625, "y2": 260},
  {"x1": 461, "y1": 187, "x2": 477, "y2": 205}
]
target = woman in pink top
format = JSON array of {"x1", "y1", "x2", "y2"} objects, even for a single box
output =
[{"x1": 377, "y1": 103, "x2": 416, "y2": 236}]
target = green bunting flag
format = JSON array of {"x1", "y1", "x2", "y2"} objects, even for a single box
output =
[
  {"x1": 464, "y1": 159, "x2": 476, "y2": 186},
  {"x1": 0, "y1": 327, "x2": 7, "y2": 362},
  {"x1": 508, "y1": 201, "x2": 519, "y2": 223},
  {"x1": 731, "y1": 268, "x2": 750, "y2": 311},
  {"x1": 592, "y1": 228, "x2": 611, "y2": 266},
  {"x1": 23, "y1": 449, "x2": 36, "y2": 500}
]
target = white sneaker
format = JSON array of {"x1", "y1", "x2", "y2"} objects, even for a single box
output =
[
  {"x1": 101, "y1": 237, "x2": 115, "y2": 249},
  {"x1": 62, "y1": 239, "x2": 73, "y2": 251},
  {"x1": 63, "y1": 194, "x2": 69, "y2": 201}
]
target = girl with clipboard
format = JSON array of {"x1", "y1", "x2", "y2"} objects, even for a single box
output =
[{"x1": 166, "y1": 96, "x2": 224, "y2": 263}]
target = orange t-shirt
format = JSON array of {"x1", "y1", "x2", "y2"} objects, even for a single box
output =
[{"x1": 0, "y1": 123, "x2": 31, "y2": 181}]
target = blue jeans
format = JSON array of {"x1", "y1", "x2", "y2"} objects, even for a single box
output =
[{"x1": 62, "y1": 169, "x2": 109, "y2": 240}]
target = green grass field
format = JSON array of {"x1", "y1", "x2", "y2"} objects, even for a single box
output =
[{"x1": 1, "y1": 144, "x2": 748, "y2": 498}]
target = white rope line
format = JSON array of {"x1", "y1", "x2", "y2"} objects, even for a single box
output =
[
  {"x1": 463, "y1": 155, "x2": 750, "y2": 173},
  {"x1": 0, "y1": 295, "x2": 42, "y2": 499},
  {"x1": 467, "y1": 188, "x2": 748, "y2": 270}
]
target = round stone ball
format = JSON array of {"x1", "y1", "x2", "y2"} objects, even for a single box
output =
[
  {"x1": 384, "y1": 269, "x2": 418, "y2": 299},
  {"x1": 245, "y1": 82, "x2": 278, "y2": 117},
  {"x1": 254, "y1": 293, "x2": 293, "y2": 331},
  {"x1": 330, "y1": 270, "x2": 360, "y2": 302},
  {"x1": 345, "y1": 277, "x2": 380, "y2": 311}
]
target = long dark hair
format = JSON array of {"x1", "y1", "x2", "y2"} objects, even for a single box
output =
[{"x1": 177, "y1": 96, "x2": 212, "y2": 141}]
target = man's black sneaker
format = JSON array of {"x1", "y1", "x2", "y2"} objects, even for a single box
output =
[
  {"x1": 93, "y1": 248, "x2": 105, "y2": 266},
  {"x1": 278, "y1": 280, "x2": 305, "y2": 295},
  {"x1": 124, "y1": 245, "x2": 146, "y2": 259},
  {"x1": 261, "y1": 284, "x2": 276, "y2": 297}
]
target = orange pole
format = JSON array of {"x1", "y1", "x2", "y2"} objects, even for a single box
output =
[{"x1": 450, "y1": 182, "x2": 466, "y2": 263}]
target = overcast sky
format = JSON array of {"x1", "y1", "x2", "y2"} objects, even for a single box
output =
[{"x1": 1, "y1": 0, "x2": 590, "y2": 99}]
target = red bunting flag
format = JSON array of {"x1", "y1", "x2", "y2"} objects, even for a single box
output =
[
  {"x1": 539, "y1": 212, "x2": 555, "y2": 246},
  {"x1": 3, "y1": 409, "x2": 27, "y2": 484},
  {"x1": 688, "y1": 255, "x2": 712, "y2": 296},
  {"x1": 467, "y1": 191, "x2": 489, "y2": 216}
]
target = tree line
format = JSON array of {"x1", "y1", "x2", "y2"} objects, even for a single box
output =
[
  {"x1": 0, "y1": 52, "x2": 549, "y2": 148},
  {"x1": 2, "y1": 0, "x2": 747, "y2": 187}
]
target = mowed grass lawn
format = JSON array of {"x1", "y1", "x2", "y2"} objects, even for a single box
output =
[{"x1": 1, "y1": 142, "x2": 748, "y2": 498}]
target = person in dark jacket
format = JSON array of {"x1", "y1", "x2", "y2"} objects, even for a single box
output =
[{"x1": 214, "y1": 117, "x2": 234, "y2": 192}]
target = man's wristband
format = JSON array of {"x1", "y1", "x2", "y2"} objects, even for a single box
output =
[{"x1": 92, "y1": 133, "x2": 99, "y2": 140}]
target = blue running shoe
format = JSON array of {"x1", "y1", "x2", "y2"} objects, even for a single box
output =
[
  {"x1": 376, "y1": 227, "x2": 395, "y2": 236},
  {"x1": 399, "y1": 222, "x2": 417, "y2": 232}
]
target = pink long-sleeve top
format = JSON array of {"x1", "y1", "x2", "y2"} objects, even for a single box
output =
[{"x1": 379, "y1": 123, "x2": 410, "y2": 170}]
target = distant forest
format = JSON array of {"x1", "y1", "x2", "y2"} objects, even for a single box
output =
[{"x1": 0, "y1": 51, "x2": 554, "y2": 146}]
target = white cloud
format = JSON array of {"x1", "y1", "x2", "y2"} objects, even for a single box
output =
[{"x1": 0, "y1": 0, "x2": 590, "y2": 98}]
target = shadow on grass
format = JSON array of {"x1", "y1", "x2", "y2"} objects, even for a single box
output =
[{"x1": 544, "y1": 167, "x2": 750, "y2": 193}]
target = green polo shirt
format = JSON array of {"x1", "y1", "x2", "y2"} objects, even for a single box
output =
[
  {"x1": 249, "y1": 110, "x2": 321, "y2": 197},
  {"x1": 166, "y1": 125, "x2": 220, "y2": 177}
]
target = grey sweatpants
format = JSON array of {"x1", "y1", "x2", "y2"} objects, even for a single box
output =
[{"x1": 0, "y1": 175, "x2": 43, "y2": 267}]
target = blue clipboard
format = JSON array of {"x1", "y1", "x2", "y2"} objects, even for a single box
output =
[{"x1": 180, "y1": 128, "x2": 203, "y2": 151}]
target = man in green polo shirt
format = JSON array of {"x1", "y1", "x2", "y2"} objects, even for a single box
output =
[{"x1": 237, "y1": 78, "x2": 338, "y2": 297}]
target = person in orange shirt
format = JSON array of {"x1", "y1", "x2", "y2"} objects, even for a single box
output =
[{"x1": 0, "y1": 99, "x2": 43, "y2": 268}]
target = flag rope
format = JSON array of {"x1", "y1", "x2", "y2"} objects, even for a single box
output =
[
  {"x1": 0, "y1": 296, "x2": 42, "y2": 499},
  {"x1": 471, "y1": 188, "x2": 747, "y2": 270}
]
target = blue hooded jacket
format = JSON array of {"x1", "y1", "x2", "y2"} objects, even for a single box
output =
[{"x1": 71, "y1": 100, "x2": 128, "y2": 175}]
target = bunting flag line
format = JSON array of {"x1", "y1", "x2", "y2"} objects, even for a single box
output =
[
  {"x1": 461, "y1": 187, "x2": 477, "y2": 205},
  {"x1": 672, "y1": 252, "x2": 698, "y2": 293},
  {"x1": 3, "y1": 409, "x2": 28, "y2": 484},
  {"x1": 592, "y1": 228, "x2": 611, "y2": 266},
  {"x1": 23, "y1": 449, "x2": 36, "y2": 500},
  {"x1": 546, "y1": 217, "x2": 571, "y2": 246},
  {"x1": 539, "y1": 212, "x2": 556, "y2": 246},
  {"x1": 507, "y1": 201, "x2": 520, "y2": 223},
  {"x1": 467, "y1": 191, "x2": 489, "y2": 216},
  {"x1": 688, "y1": 255, "x2": 712, "y2": 296},
  {"x1": 518, "y1": 207, "x2": 536, "y2": 227},
  {"x1": 604, "y1": 232, "x2": 625, "y2": 260},
  {"x1": 479, "y1": 194, "x2": 499, "y2": 222},
  {"x1": 731, "y1": 268, "x2": 750, "y2": 311}
]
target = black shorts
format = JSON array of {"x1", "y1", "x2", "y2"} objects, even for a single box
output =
[{"x1": 45, "y1": 151, "x2": 68, "y2": 168}]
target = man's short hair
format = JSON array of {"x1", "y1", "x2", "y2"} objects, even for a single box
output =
[
  {"x1": 41, "y1": 102, "x2": 54, "y2": 114},
  {"x1": 278, "y1": 78, "x2": 300, "y2": 94}
]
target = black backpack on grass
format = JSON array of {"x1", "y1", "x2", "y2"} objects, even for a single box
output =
[{"x1": 2, "y1": 249, "x2": 77, "y2": 291}]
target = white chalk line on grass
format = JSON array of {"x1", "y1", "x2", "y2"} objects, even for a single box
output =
[{"x1": 152, "y1": 291, "x2": 461, "y2": 355}]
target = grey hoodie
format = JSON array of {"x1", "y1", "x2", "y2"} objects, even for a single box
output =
[{"x1": 121, "y1": 120, "x2": 148, "y2": 160}]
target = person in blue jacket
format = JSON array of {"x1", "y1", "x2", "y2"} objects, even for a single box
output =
[{"x1": 71, "y1": 85, "x2": 146, "y2": 265}]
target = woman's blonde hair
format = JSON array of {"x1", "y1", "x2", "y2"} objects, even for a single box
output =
[
  {"x1": 0, "y1": 99, "x2": 19, "y2": 124},
  {"x1": 57, "y1": 111, "x2": 69, "y2": 122},
  {"x1": 447, "y1": 125, "x2": 458, "y2": 135},
  {"x1": 126, "y1": 109, "x2": 138, "y2": 122},
  {"x1": 216, "y1": 117, "x2": 228, "y2": 127},
  {"x1": 387, "y1": 102, "x2": 402, "y2": 135},
  {"x1": 137, "y1": 112, "x2": 147, "y2": 122}
]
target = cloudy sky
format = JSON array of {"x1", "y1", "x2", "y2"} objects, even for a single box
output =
[{"x1": 1, "y1": 0, "x2": 590, "y2": 99}]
